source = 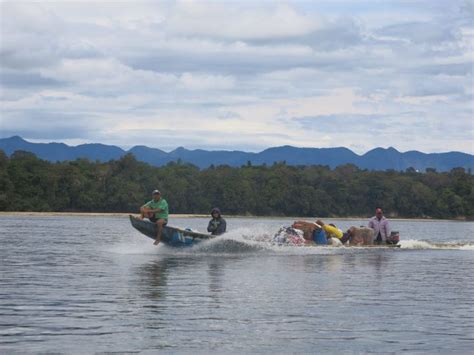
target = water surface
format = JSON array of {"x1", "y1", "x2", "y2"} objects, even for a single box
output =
[{"x1": 0, "y1": 215, "x2": 473, "y2": 353}]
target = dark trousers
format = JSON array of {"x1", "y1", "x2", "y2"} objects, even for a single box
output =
[{"x1": 375, "y1": 232, "x2": 382, "y2": 244}]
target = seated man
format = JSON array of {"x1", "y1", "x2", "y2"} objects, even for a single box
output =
[
  {"x1": 207, "y1": 207, "x2": 227, "y2": 236},
  {"x1": 140, "y1": 189, "x2": 169, "y2": 245},
  {"x1": 368, "y1": 208, "x2": 391, "y2": 244}
]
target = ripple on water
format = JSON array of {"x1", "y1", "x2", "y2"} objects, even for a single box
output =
[{"x1": 0, "y1": 215, "x2": 473, "y2": 353}]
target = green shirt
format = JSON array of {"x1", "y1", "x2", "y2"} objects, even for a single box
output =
[{"x1": 144, "y1": 198, "x2": 169, "y2": 219}]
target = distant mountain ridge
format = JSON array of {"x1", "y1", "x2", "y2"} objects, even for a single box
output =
[{"x1": 1, "y1": 136, "x2": 473, "y2": 172}]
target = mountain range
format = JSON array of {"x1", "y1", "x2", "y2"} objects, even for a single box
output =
[{"x1": 1, "y1": 136, "x2": 472, "y2": 172}]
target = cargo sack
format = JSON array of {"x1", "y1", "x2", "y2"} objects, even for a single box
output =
[{"x1": 349, "y1": 227, "x2": 374, "y2": 245}]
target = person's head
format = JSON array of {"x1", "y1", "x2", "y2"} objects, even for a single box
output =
[
  {"x1": 152, "y1": 189, "x2": 161, "y2": 201},
  {"x1": 375, "y1": 208, "x2": 383, "y2": 219},
  {"x1": 211, "y1": 207, "x2": 221, "y2": 218},
  {"x1": 316, "y1": 219, "x2": 324, "y2": 226}
]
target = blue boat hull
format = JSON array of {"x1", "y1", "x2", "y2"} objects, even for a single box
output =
[{"x1": 129, "y1": 215, "x2": 213, "y2": 247}]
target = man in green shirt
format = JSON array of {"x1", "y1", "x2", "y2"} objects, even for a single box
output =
[{"x1": 139, "y1": 189, "x2": 169, "y2": 245}]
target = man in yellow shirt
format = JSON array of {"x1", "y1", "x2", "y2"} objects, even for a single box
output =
[
  {"x1": 292, "y1": 219, "x2": 354, "y2": 246},
  {"x1": 315, "y1": 220, "x2": 353, "y2": 245},
  {"x1": 316, "y1": 220, "x2": 343, "y2": 238}
]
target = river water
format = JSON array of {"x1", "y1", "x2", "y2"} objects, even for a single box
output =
[{"x1": 0, "y1": 215, "x2": 473, "y2": 353}]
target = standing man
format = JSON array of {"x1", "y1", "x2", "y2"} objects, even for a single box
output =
[
  {"x1": 207, "y1": 207, "x2": 227, "y2": 236},
  {"x1": 140, "y1": 189, "x2": 169, "y2": 245},
  {"x1": 368, "y1": 208, "x2": 391, "y2": 244}
]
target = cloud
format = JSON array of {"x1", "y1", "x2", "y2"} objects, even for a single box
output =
[
  {"x1": 292, "y1": 111, "x2": 474, "y2": 154},
  {"x1": 0, "y1": 69, "x2": 63, "y2": 88},
  {"x1": 0, "y1": 0, "x2": 473, "y2": 154},
  {"x1": 178, "y1": 72, "x2": 235, "y2": 91},
  {"x1": 165, "y1": 2, "x2": 321, "y2": 40},
  {"x1": 418, "y1": 63, "x2": 472, "y2": 76},
  {"x1": 294, "y1": 114, "x2": 390, "y2": 133},
  {"x1": 377, "y1": 22, "x2": 456, "y2": 45},
  {"x1": 0, "y1": 110, "x2": 102, "y2": 140}
]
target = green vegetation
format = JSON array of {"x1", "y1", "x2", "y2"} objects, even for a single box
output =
[{"x1": 0, "y1": 150, "x2": 472, "y2": 219}]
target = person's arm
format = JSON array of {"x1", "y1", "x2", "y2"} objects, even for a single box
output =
[
  {"x1": 368, "y1": 217, "x2": 374, "y2": 229},
  {"x1": 322, "y1": 224, "x2": 343, "y2": 239},
  {"x1": 207, "y1": 219, "x2": 217, "y2": 233},
  {"x1": 216, "y1": 219, "x2": 226, "y2": 235},
  {"x1": 147, "y1": 207, "x2": 162, "y2": 212}
]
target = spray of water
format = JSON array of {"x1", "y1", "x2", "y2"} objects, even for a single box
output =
[{"x1": 115, "y1": 224, "x2": 474, "y2": 256}]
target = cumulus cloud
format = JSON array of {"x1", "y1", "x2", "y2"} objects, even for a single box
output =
[
  {"x1": 165, "y1": 1, "x2": 321, "y2": 40},
  {"x1": 178, "y1": 72, "x2": 235, "y2": 91},
  {"x1": 0, "y1": 110, "x2": 103, "y2": 140},
  {"x1": 0, "y1": 0, "x2": 472, "y2": 154}
]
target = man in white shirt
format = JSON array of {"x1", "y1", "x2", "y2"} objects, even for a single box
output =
[{"x1": 368, "y1": 208, "x2": 391, "y2": 244}]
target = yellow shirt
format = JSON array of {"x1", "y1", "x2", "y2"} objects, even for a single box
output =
[{"x1": 322, "y1": 225, "x2": 343, "y2": 239}]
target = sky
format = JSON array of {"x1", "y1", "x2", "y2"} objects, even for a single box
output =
[{"x1": 0, "y1": 0, "x2": 473, "y2": 154}]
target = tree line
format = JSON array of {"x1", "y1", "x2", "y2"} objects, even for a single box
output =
[{"x1": 0, "y1": 150, "x2": 472, "y2": 219}]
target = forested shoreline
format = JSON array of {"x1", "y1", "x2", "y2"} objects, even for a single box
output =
[{"x1": 0, "y1": 150, "x2": 472, "y2": 219}]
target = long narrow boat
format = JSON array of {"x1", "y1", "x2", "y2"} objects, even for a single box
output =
[{"x1": 129, "y1": 215, "x2": 214, "y2": 247}]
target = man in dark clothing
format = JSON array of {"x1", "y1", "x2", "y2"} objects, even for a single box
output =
[{"x1": 207, "y1": 207, "x2": 227, "y2": 236}]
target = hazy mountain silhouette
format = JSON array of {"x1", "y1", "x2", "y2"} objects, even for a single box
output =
[{"x1": 1, "y1": 136, "x2": 472, "y2": 172}]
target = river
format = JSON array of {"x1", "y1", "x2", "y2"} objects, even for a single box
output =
[{"x1": 0, "y1": 215, "x2": 473, "y2": 353}]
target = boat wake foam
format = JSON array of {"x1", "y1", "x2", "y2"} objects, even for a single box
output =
[
  {"x1": 170, "y1": 227, "x2": 474, "y2": 254},
  {"x1": 398, "y1": 240, "x2": 474, "y2": 250},
  {"x1": 123, "y1": 224, "x2": 474, "y2": 255}
]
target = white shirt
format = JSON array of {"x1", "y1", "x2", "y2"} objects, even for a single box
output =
[{"x1": 368, "y1": 216, "x2": 391, "y2": 242}]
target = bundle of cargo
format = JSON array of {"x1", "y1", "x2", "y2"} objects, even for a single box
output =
[{"x1": 349, "y1": 227, "x2": 375, "y2": 245}]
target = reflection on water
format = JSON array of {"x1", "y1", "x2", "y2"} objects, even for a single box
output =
[
  {"x1": 207, "y1": 258, "x2": 225, "y2": 306},
  {"x1": 135, "y1": 258, "x2": 176, "y2": 301},
  {"x1": 370, "y1": 253, "x2": 391, "y2": 284}
]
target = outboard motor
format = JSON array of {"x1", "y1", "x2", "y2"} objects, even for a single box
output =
[{"x1": 387, "y1": 231, "x2": 400, "y2": 245}]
